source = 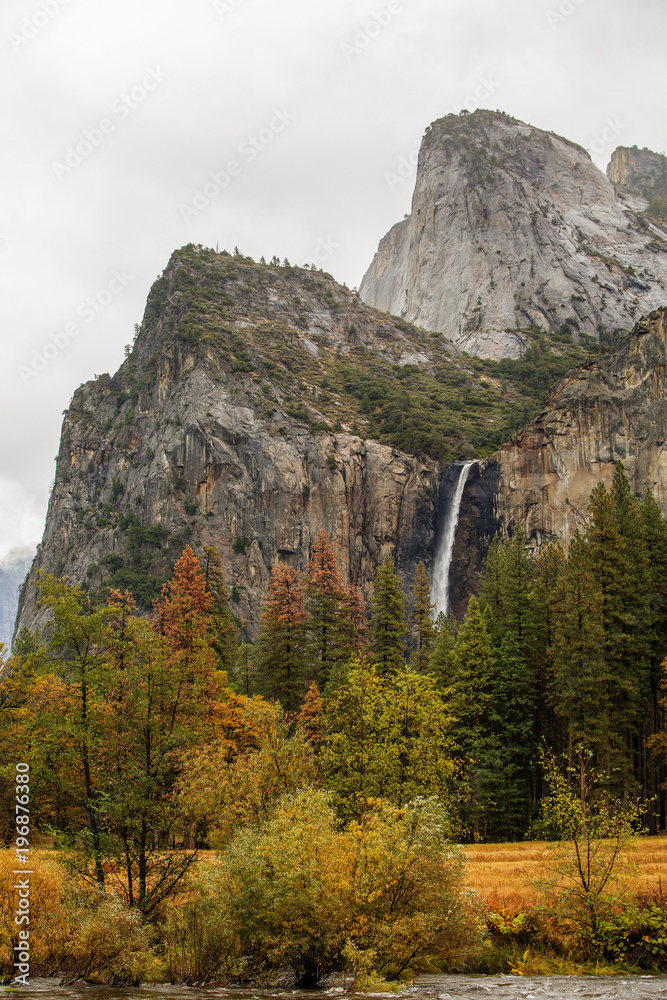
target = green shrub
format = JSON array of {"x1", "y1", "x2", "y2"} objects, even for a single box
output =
[{"x1": 196, "y1": 790, "x2": 482, "y2": 985}]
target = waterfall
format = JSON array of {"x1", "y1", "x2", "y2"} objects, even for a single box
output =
[{"x1": 432, "y1": 461, "x2": 476, "y2": 619}]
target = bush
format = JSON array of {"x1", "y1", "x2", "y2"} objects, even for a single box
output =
[
  {"x1": 0, "y1": 851, "x2": 159, "y2": 985},
  {"x1": 195, "y1": 790, "x2": 483, "y2": 985}
]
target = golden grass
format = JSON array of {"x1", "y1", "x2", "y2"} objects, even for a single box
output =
[{"x1": 464, "y1": 835, "x2": 667, "y2": 904}]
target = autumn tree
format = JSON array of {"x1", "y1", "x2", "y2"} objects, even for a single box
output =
[
  {"x1": 322, "y1": 656, "x2": 456, "y2": 823},
  {"x1": 176, "y1": 698, "x2": 315, "y2": 847},
  {"x1": 297, "y1": 681, "x2": 324, "y2": 748},
  {"x1": 28, "y1": 576, "x2": 115, "y2": 886},
  {"x1": 6, "y1": 549, "x2": 237, "y2": 915},
  {"x1": 304, "y1": 531, "x2": 356, "y2": 689}
]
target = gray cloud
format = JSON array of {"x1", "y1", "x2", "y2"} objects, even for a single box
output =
[{"x1": 1, "y1": 0, "x2": 666, "y2": 558}]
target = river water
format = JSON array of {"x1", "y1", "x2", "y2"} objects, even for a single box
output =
[{"x1": 2, "y1": 975, "x2": 667, "y2": 999}]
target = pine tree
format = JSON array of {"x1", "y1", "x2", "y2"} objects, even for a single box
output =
[
  {"x1": 448, "y1": 597, "x2": 498, "y2": 839},
  {"x1": 201, "y1": 545, "x2": 239, "y2": 682},
  {"x1": 343, "y1": 584, "x2": 369, "y2": 653},
  {"x1": 585, "y1": 471, "x2": 648, "y2": 793},
  {"x1": 304, "y1": 531, "x2": 354, "y2": 688},
  {"x1": 531, "y1": 541, "x2": 565, "y2": 801},
  {"x1": 255, "y1": 563, "x2": 306, "y2": 713},
  {"x1": 237, "y1": 642, "x2": 254, "y2": 697},
  {"x1": 428, "y1": 612, "x2": 456, "y2": 687},
  {"x1": 640, "y1": 489, "x2": 667, "y2": 829},
  {"x1": 408, "y1": 561, "x2": 435, "y2": 672},
  {"x1": 450, "y1": 598, "x2": 496, "y2": 738},
  {"x1": 479, "y1": 528, "x2": 533, "y2": 649},
  {"x1": 550, "y1": 532, "x2": 607, "y2": 764},
  {"x1": 488, "y1": 630, "x2": 535, "y2": 837},
  {"x1": 370, "y1": 556, "x2": 407, "y2": 675},
  {"x1": 479, "y1": 535, "x2": 505, "y2": 623}
]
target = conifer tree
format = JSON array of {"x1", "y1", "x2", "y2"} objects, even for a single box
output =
[
  {"x1": 450, "y1": 597, "x2": 496, "y2": 739},
  {"x1": 237, "y1": 641, "x2": 254, "y2": 697},
  {"x1": 304, "y1": 531, "x2": 354, "y2": 689},
  {"x1": 584, "y1": 470, "x2": 648, "y2": 792},
  {"x1": 408, "y1": 561, "x2": 435, "y2": 672},
  {"x1": 478, "y1": 535, "x2": 506, "y2": 624},
  {"x1": 201, "y1": 545, "x2": 239, "y2": 682},
  {"x1": 639, "y1": 489, "x2": 667, "y2": 826},
  {"x1": 531, "y1": 541, "x2": 565, "y2": 797},
  {"x1": 428, "y1": 612, "x2": 456, "y2": 687},
  {"x1": 550, "y1": 532, "x2": 607, "y2": 762},
  {"x1": 153, "y1": 546, "x2": 216, "y2": 680},
  {"x1": 370, "y1": 556, "x2": 407, "y2": 675},
  {"x1": 448, "y1": 597, "x2": 499, "y2": 838},
  {"x1": 255, "y1": 563, "x2": 306, "y2": 713},
  {"x1": 479, "y1": 528, "x2": 533, "y2": 649},
  {"x1": 343, "y1": 584, "x2": 369, "y2": 653}
]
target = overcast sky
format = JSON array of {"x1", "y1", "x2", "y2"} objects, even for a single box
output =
[{"x1": 1, "y1": 0, "x2": 666, "y2": 561}]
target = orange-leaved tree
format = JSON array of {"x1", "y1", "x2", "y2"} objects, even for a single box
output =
[{"x1": 305, "y1": 530, "x2": 358, "y2": 689}]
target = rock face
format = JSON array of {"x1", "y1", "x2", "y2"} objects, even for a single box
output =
[
  {"x1": 14, "y1": 266, "x2": 667, "y2": 639},
  {"x1": 483, "y1": 306, "x2": 667, "y2": 548},
  {"x1": 360, "y1": 111, "x2": 667, "y2": 359},
  {"x1": 0, "y1": 548, "x2": 33, "y2": 649},
  {"x1": 15, "y1": 247, "x2": 450, "y2": 639},
  {"x1": 608, "y1": 146, "x2": 667, "y2": 200}
]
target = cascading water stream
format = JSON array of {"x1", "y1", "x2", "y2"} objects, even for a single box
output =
[{"x1": 432, "y1": 461, "x2": 476, "y2": 619}]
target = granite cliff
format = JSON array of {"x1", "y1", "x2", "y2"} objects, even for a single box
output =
[
  {"x1": 17, "y1": 245, "x2": 508, "y2": 638},
  {"x1": 608, "y1": 145, "x2": 667, "y2": 200},
  {"x1": 478, "y1": 306, "x2": 667, "y2": 550},
  {"x1": 15, "y1": 116, "x2": 667, "y2": 636},
  {"x1": 608, "y1": 145, "x2": 667, "y2": 227},
  {"x1": 360, "y1": 111, "x2": 667, "y2": 359}
]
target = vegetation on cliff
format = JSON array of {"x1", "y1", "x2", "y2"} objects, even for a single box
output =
[{"x1": 109, "y1": 242, "x2": 600, "y2": 470}]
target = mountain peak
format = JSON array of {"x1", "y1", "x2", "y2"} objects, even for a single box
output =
[{"x1": 360, "y1": 113, "x2": 667, "y2": 359}]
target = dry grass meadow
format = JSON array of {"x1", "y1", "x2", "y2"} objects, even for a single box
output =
[{"x1": 463, "y1": 836, "x2": 667, "y2": 906}]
